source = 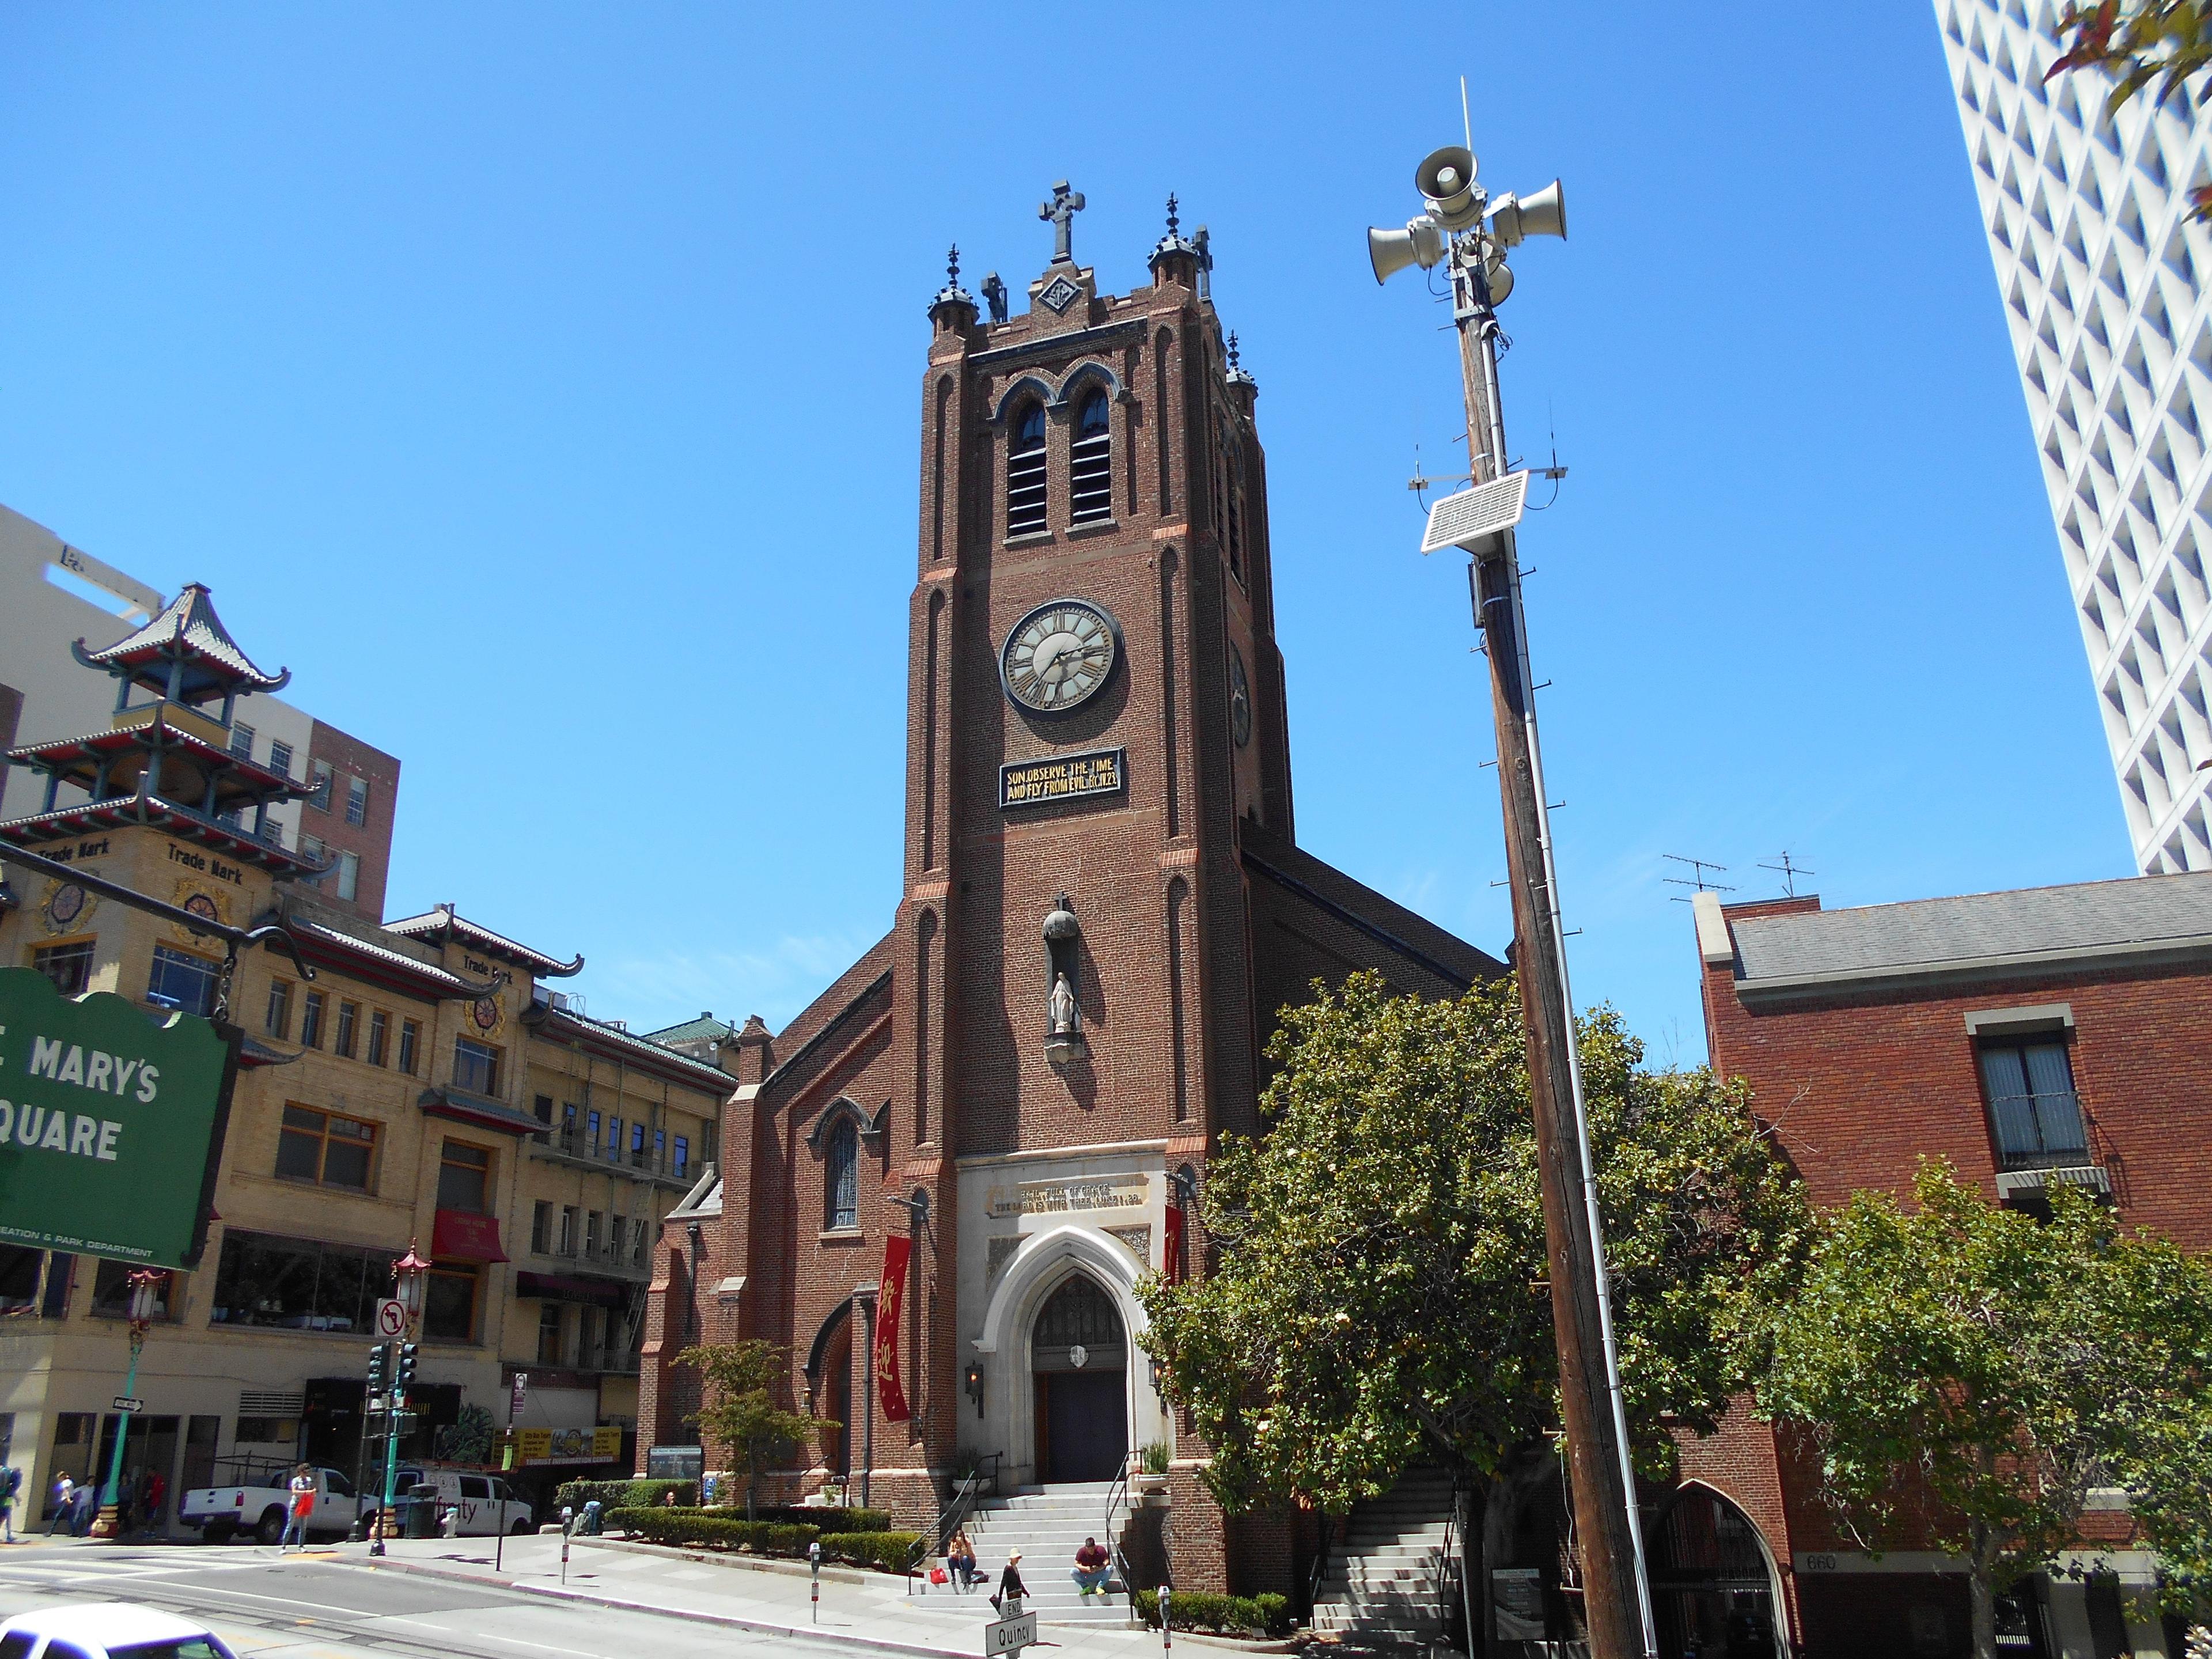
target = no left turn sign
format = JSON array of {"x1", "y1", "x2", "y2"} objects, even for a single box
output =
[{"x1": 376, "y1": 1298, "x2": 406, "y2": 1338}]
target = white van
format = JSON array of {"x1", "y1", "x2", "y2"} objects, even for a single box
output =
[{"x1": 386, "y1": 1467, "x2": 534, "y2": 1536}]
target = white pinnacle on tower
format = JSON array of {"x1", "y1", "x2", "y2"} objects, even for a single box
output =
[{"x1": 1936, "y1": 0, "x2": 2212, "y2": 872}]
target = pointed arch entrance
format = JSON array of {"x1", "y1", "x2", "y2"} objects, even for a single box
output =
[
  {"x1": 1649, "y1": 1483, "x2": 1788, "y2": 1659},
  {"x1": 1032, "y1": 1272, "x2": 1128, "y2": 1483}
]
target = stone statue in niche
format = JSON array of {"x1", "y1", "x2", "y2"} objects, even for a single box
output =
[
  {"x1": 982, "y1": 272, "x2": 1008, "y2": 324},
  {"x1": 1048, "y1": 972, "x2": 1080, "y2": 1040},
  {"x1": 1043, "y1": 895, "x2": 1088, "y2": 1060}
]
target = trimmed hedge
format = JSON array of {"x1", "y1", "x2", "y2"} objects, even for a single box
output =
[
  {"x1": 556, "y1": 1479, "x2": 696, "y2": 1511},
  {"x1": 726, "y1": 1504, "x2": 893, "y2": 1532},
  {"x1": 1132, "y1": 1589, "x2": 1292, "y2": 1638},
  {"x1": 819, "y1": 1530, "x2": 926, "y2": 1572},
  {"x1": 607, "y1": 1508, "x2": 820, "y2": 1555}
]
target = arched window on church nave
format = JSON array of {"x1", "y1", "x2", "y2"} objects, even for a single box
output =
[
  {"x1": 1070, "y1": 389, "x2": 1112, "y2": 525},
  {"x1": 1008, "y1": 402, "x2": 1048, "y2": 536},
  {"x1": 826, "y1": 1116, "x2": 859, "y2": 1231}
]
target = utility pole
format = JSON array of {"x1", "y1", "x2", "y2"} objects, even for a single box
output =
[{"x1": 1370, "y1": 142, "x2": 1656, "y2": 1657}]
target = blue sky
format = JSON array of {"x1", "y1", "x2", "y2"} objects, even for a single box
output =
[{"x1": 0, "y1": 4, "x2": 2129, "y2": 1063}]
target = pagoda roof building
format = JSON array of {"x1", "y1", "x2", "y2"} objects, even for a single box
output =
[
  {"x1": 73, "y1": 581, "x2": 290, "y2": 711},
  {"x1": 2, "y1": 579, "x2": 322, "y2": 876}
]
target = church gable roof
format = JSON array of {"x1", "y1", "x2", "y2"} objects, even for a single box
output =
[
  {"x1": 1242, "y1": 828, "x2": 1504, "y2": 996},
  {"x1": 72, "y1": 582, "x2": 289, "y2": 700}
]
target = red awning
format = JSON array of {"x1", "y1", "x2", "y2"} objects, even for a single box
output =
[{"x1": 432, "y1": 1208, "x2": 510, "y2": 1263}]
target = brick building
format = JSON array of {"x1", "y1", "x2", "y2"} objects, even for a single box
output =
[
  {"x1": 0, "y1": 583, "x2": 732, "y2": 1529},
  {"x1": 635, "y1": 191, "x2": 1497, "y2": 1593},
  {"x1": 1672, "y1": 874, "x2": 2212, "y2": 1659}
]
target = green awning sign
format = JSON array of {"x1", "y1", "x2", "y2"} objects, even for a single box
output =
[{"x1": 0, "y1": 965, "x2": 238, "y2": 1269}]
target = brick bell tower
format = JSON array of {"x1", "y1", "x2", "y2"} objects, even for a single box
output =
[
  {"x1": 654, "y1": 184, "x2": 1494, "y2": 1596},
  {"x1": 885, "y1": 186, "x2": 1296, "y2": 1512}
]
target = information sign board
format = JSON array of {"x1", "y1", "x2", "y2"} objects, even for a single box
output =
[
  {"x1": 0, "y1": 967, "x2": 237, "y2": 1268},
  {"x1": 986, "y1": 1609, "x2": 1037, "y2": 1655}
]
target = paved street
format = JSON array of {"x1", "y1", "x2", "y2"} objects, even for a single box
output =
[
  {"x1": 0, "y1": 1537, "x2": 920, "y2": 1659},
  {"x1": 0, "y1": 1535, "x2": 1191, "y2": 1659}
]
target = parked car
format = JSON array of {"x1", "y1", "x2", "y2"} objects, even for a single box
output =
[
  {"x1": 178, "y1": 1464, "x2": 370, "y2": 1546},
  {"x1": 0, "y1": 1604, "x2": 243, "y2": 1659},
  {"x1": 388, "y1": 1467, "x2": 535, "y2": 1536}
]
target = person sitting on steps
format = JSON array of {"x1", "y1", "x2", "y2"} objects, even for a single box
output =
[
  {"x1": 1071, "y1": 1536, "x2": 1111, "y2": 1597},
  {"x1": 946, "y1": 1530, "x2": 979, "y2": 1590}
]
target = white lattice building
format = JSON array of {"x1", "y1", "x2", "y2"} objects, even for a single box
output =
[{"x1": 1937, "y1": 0, "x2": 2212, "y2": 871}]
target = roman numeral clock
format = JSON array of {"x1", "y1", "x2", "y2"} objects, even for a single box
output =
[{"x1": 999, "y1": 599, "x2": 1119, "y2": 714}]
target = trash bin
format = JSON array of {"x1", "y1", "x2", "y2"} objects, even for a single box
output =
[{"x1": 404, "y1": 1483, "x2": 441, "y2": 1539}]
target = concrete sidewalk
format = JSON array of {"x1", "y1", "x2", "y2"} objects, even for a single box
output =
[{"x1": 335, "y1": 1531, "x2": 1207, "y2": 1659}]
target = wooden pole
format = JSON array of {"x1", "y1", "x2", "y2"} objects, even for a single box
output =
[{"x1": 1450, "y1": 245, "x2": 1655, "y2": 1659}]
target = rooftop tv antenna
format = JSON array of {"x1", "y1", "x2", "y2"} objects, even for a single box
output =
[
  {"x1": 1758, "y1": 850, "x2": 1816, "y2": 898},
  {"x1": 1662, "y1": 854, "x2": 1736, "y2": 902}
]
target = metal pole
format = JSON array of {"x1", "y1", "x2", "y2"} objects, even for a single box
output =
[
  {"x1": 858, "y1": 1291, "x2": 876, "y2": 1512},
  {"x1": 100, "y1": 1334, "x2": 144, "y2": 1514},
  {"x1": 376, "y1": 1385, "x2": 402, "y2": 1556},
  {"x1": 1449, "y1": 240, "x2": 1657, "y2": 1659}
]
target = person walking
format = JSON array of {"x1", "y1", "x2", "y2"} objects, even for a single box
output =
[
  {"x1": 1071, "y1": 1536, "x2": 1111, "y2": 1597},
  {"x1": 143, "y1": 1471, "x2": 166, "y2": 1536},
  {"x1": 279, "y1": 1465, "x2": 316, "y2": 1551},
  {"x1": 991, "y1": 1548, "x2": 1027, "y2": 1613},
  {"x1": 0, "y1": 1463, "x2": 21, "y2": 1543}
]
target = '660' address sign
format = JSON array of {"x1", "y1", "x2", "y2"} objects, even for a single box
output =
[{"x1": 0, "y1": 965, "x2": 239, "y2": 1270}]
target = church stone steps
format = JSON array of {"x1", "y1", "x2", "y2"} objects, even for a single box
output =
[
  {"x1": 1311, "y1": 1469, "x2": 1457, "y2": 1643},
  {"x1": 948, "y1": 1483, "x2": 1136, "y2": 1628}
]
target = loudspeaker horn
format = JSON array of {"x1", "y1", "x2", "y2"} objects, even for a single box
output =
[
  {"x1": 1488, "y1": 179, "x2": 1567, "y2": 249},
  {"x1": 1415, "y1": 145, "x2": 1483, "y2": 230},
  {"x1": 1367, "y1": 216, "x2": 1446, "y2": 285}
]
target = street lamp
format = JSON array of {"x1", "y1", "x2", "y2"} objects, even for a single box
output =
[
  {"x1": 372, "y1": 1241, "x2": 433, "y2": 1556},
  {"x1": 1366, "y1": 143, "x2": 1656, "y2": 1659},
  {"x1": 91, "y1": 1268, "x2": 165, "y2": 1540}
]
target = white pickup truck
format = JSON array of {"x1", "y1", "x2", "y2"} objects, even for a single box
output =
[
  {"x1": 181, "y1": 1461, "x2": 534, "y2": 1543},
  {"x1": 180, "y1": 1464, "x2": 373, "y2": 1545}
]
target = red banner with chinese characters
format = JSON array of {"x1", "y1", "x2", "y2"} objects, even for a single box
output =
[
  {"x1": 876, "y1": 1234, "x2": 913, "y2": 1422},
  {"x1": 1163, "y1": 1204, "x2": 1185, "y2": 1285}
]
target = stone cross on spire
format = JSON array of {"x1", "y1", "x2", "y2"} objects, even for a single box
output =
[{"x1": 1039, "y1": 180, "x2": 1086, "y2": 266}]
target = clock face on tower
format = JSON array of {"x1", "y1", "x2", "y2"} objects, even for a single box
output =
[{"x1": 1000, "y1": 599, "x2": 1120, "y2": 716}]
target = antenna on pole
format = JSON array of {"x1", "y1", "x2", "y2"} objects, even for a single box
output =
[
  {"x1": 1661, "y1": 854, "x2": 1736, "y2": 903},
  {"x1": 1460, "y1": 76, "x2": 1472, "y2": 151},
  {"x1": 1757, "y1": 850, "x2": 1816, "y2": 898}
]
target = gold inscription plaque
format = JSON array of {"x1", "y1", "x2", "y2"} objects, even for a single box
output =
[{"x1": 999, "y1": 747, "x2": 1126, "y2": 810}]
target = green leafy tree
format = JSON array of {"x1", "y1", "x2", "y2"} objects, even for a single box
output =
[
  {"x1": 2047, "y1": 2, "x2": 2212, "y2": 216},
  {"x1": 1136, "y1": 972, "x2": 1809, "y2": 1564},
  {"x1": 1756, "y1": 1160, "x2": 2212, "y2": 1659},
  {"x1": 676, "y1": 1340, "x2": 826, "y2": 1518}
]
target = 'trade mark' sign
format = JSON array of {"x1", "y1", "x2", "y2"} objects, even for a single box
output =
[
  {"x1": 999, "y1": 748, "x2": 1126, "y2": 810},
  {"x1": 0, "y1": 966, "x2": 237, "y2": 1270}
]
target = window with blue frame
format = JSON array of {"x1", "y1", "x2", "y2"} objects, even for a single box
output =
[{"x1": 147, "y1": 945, "x2": 218, "y2": 1017}]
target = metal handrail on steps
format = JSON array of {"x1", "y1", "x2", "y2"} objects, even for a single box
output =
[
  {"x1": 1103, "y1": 1462, "x2": 1139, "y2": 1624},
  {"x1": 904, "y1": 1452, "x2": 1002, "y2": 1590}
]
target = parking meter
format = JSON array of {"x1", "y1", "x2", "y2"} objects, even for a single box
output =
[
  {"x1": 809, "y1": 1540, "x2": 822, "y2": 1622},
  {"x1": 1160, "y1": 1585, "x2": 1172, "y2": 1655}
]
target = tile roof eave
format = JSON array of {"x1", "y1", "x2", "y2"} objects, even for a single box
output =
[
  {"x1": 0, "y1": 797, "x2": 317, "y2": 872},
  {"x1": 7, "y1": 721, "x2": 314, "y2": 798},
  {"x1": 528, "y1": 1005, "x2": 734, "y2": 1094},
  {"x1": 385, "y1": 908, "x2": 583, "y2": 978}
]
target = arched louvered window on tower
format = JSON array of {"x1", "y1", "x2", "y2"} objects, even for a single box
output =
[
  {"x1": 826, "y1": 1116, "x2": 859, "y2": 1230},
  {"x1": 1008, "y1": 403, "x2": 1048, "y2": 536},
  {"x1": 1070, "y1": 390, "x2": 1113, "y2": 524}
]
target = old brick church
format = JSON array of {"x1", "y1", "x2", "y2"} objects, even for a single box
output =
[{"x1": 636, "y1": 187, "x2": 1495, "y2": 1594}]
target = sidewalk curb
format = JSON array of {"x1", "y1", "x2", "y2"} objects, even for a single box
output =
[
  {"x1": 348, "y1": 1552, "x2": 975, "y2": 1659},
  {"x1": 341, "y1": 1548, "x2": 1294, "y2": 1657}
]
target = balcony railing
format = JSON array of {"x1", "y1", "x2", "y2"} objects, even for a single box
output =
[{"x1": 531, "y1": 1130, "x2": 695, "y2": 1185}]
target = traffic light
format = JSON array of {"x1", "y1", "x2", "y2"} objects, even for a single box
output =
[
  {"x1": 366, "y1": 1342, "x2": 388, "y2": 1392},
  {"x1": 395, "y1": 1342, "x2": 418, "y2": 1392}
]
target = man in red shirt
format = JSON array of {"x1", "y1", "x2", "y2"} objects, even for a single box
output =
[{"x1": 1071, "y1": 1537, "x2": 1111, "y2": 1597}]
